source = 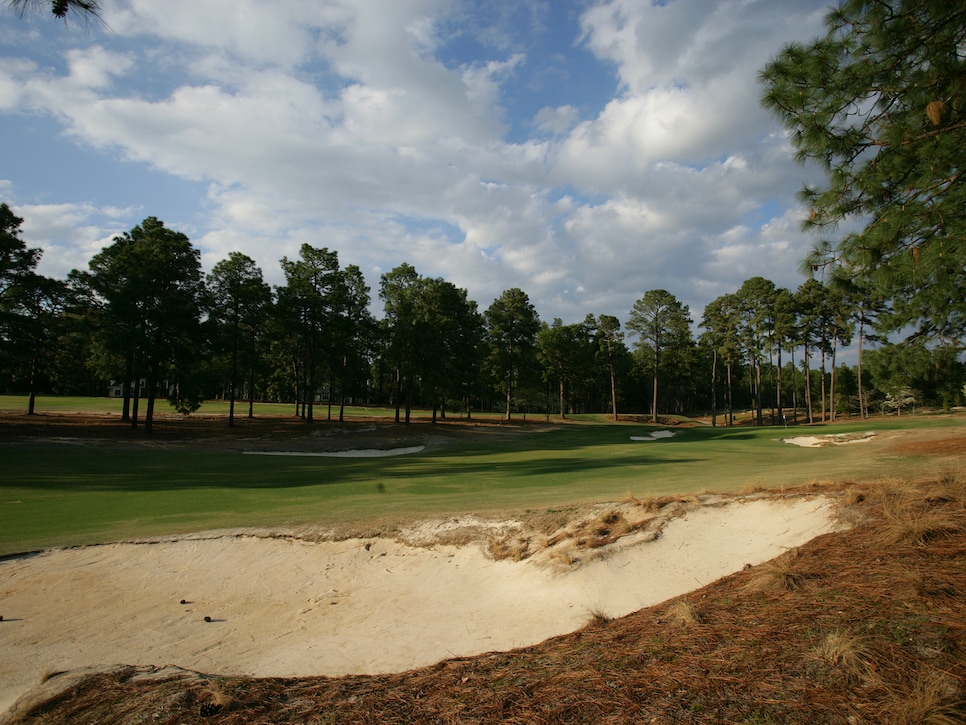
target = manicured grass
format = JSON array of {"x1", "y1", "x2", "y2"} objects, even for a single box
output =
[
  {"x1": 0, "y1": 395, "x2": 505, "y2": 421},
  {"x1": 0, "y1": 397, "x2": 962, "y2": 555}
]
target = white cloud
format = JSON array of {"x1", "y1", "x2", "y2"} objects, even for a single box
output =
[
  {"x1": 104, "y1": 0, "x2": 326, "y2": 68},
  {"x1": 532, "y1": 104, "x2": 578, "y2": 135},
  {"x1": 65, "y1": 46, "x2": 133, "y2": 89},
  {"x1": 0, "y1": 0, "x2": 834, "y2": 329},
  {"x1": 12, "y1": 201, "x2": 133, "y2": 279}
]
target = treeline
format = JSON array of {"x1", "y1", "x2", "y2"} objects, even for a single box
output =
[{"x1": 1, "y1": 206, "x2": 963, "y2": 430}]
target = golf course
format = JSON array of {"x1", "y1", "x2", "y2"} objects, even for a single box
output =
[
  {"x1": 1, "y1": 398, "x2": 964, "y2": 724},
  {"x1": 2, "y1": 396, "x2": 962, "y2": 556}
]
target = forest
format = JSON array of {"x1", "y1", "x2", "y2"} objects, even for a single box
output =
[
  {"x1": 1, "y1": 204, "x2": 963, "y2": 431},
  {"x1": 3, "y1": 1, "x2": 964, "y2": 431}
]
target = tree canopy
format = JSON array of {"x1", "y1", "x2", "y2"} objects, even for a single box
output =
[
  {"x1": 77, "y1": 217, "x2": 207, "y2": 431},
  {"x1": 759, "y1": 0, "x2": 966, "y2": 345},
  {"x1": 627, "y1": 289, "x2": 692, "y2": 423},
  {"x1": 3, "y1": 203, "x2": 964, "y2": 422},
  {"x1": 485, "y1": 288, "x2": 540, "y2": 420},
  {"x1": 6, "y1": 0, "x2": 101, "y2": 22}
]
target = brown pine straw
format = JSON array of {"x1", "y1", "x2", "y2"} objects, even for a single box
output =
[{"x1": 4, "y1": 478, "x2": 965, "y2": 725}]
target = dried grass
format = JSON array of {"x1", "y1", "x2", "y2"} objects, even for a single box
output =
[
  {"x1": 878, "y1": 508, "x2": 963, "y2": 546},
  {"x1": 878, "y1": 668, "x2": 966, "y2": 725},
  {"x1": 585, "y1": 607, "x2": 612, "y2": 628},
  {"x1": 809, "y1": 631, "x2": 875, "y2": 684},
  {"x1": 486, "y1": 535, "x2": 533, "y2": 561},
  {"x1": 743, "y1": 547, "x2": 813, "y2": 592},
  {"x1": 661, "y1": 598, "x2": 701, "y2": 627},
  {"x1": 622, "y1": 492, "x2": 660, "y2": 512}
]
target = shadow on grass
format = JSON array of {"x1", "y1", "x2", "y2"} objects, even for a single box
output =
[
  {"x1": 0, "y1": 420, "x2": 877, "y2": 494},
  {"x1": 0, "y1": 442, "x2": 700, "y2": 493}
]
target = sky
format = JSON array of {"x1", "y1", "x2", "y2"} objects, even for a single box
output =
[{"x1": 0, "y1": 0, "x2": 836, "y2": 335}]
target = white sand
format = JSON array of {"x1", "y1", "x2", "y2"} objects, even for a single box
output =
[
  {"x1": 782, "y1": 432, "x2": 876, "y2": 447},
  {"x1": 0, "y1": 496, "x2": 838, "y2": 714},
  {"x1": 629, "y1": 430, "x2": 676, "y2": 441}
]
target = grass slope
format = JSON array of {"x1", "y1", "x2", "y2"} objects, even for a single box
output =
[{"x1": 0, "y1": 400, "x2": 963, "y2": 555}]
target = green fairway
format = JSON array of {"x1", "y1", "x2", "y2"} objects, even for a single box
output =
[
  {"x1": 1, "y1": 397, "x2": 963, "y2": 556},
  {"x1": 0, "y1": 395, "x2": 474, "y2": 421}
]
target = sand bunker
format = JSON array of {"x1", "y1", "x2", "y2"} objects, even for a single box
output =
[
  {"x1": 782, "y1": 432, "x2": 876, "y2": 448},
  {"x1": 244, "y1": 446, "x2": 425, "y2": 458},
  {"x1": 629, "y1": 430, "x2": 676, "y2": 441},
  {"x1": 0, "y1": 496, "x2": 839, "y2": 714}
]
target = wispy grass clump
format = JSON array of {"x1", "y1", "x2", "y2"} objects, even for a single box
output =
[
  {"x1": 661, "y1": 598, "x2": 701, "y2": 627},
  {"x1": 879, "y1": 668, "x2": 966, "y2": 725},
  {"x1": 810, "y1": 631, "x2": 874, "y2": 684},
  {"x1": 743, "y1": 548, "x2": 814, "y2": 593}
]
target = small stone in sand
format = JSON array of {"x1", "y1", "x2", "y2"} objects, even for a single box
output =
[{"x1": 204, "y1": 616, "x2": 212, "y2": 622}]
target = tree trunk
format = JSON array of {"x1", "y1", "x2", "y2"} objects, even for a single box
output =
[
  {"x1": 710, "y1": 349, "x2": 718, "y2": 427},
  {"x1": 819, "y1": 349, "x2": 827, "y2": 423},
  {"x1": 131, "y1": 363, "x2": 141, "y2": 429},
  {"x1": 803, "y1": 344, "x2": 813, "y2": 424},
  {"x1": 26, "y1": 357, "x2": 37, "y2": 415},
  {"x1": 775, "y1": 345, "x2": 783, "y2": 426},
  {"x1": 228, "y1": 323, "x2": 238, "y2": 427},
  {"x1": 755, "y1": 357, "x2": 763, "y2": 426},
  {"x1": 306, "y1": 351, "x2": 316, "y2": 423},
  {"x1": 121, "y1": 352, "x2": 133, "y2": 422},
  {"x1": 830, "y1": 336, "x2": 838, "y2": 421},
  {"x1": 144, "y1": 362, "x2": 158, "y2": 435},
  {"x1": 248, "y1": 359, "x2": 256, "y2": 419},
  {"x1": 405, "y1": 370, "x2": 413, "y2": 425},
  {"x1": 609, "y1": 365, "x2": 618, "y2": 422},
  {"x1": 857, "y1": 317, "x2": 866, "y2": 419},
  {"x1": 505, "y1": 369, "x2": 512, "y2": 421}
]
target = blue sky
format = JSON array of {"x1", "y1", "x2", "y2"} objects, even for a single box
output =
[{"x1": 1, "y1": 0, "x2": 834, "y2": 333}]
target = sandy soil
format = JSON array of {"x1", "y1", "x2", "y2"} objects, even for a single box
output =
[
  {"x1": 0, "y1": 496, "x2": 839, "y2": 715},
  {"x1": 782, "y1": 432, "x2": 877, "y2": 447}
]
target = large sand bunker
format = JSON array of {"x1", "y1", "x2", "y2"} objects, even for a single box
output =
[{"x1": 0, "y1": 496, "x2": 839, "y2": 714}]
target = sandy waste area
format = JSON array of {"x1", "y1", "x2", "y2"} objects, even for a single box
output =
[
  {"x1": 0, "y1": 495, "x2": 840, "y2": 714},
  {"x1": 781, "y1": 431, "x2": 877, "y2": 447}
]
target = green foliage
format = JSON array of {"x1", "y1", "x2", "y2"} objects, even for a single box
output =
[
  {"x1": 6, "y1": 0, "x2": 101, "y2": 22},
  {"x1": 277, "y1": 245, "x2": 343, "y2": 422},
  {"x1": 485, "y1": 288, "x2": 541, "y2": 419},
  {"x1": 74, "y1": 217, "x2": 207, "y2": 431},
  {"x1": 537, "y1": 318, "x2": 596, "y2": 418},
  {"x1": 0, "y1": 203, "x2": 75, "y2": 407},
  {"x1": 379, "y1": 264, "x2": 483, "y2": 422},
  {"x1": 627, "y1": 289, "x2": 693, "y2": 422},
  {"x1": 3, "y1": 199, "x2": 962, "y2": 421},
  {"x1": 760, "y1": 0, "x2": 966, "y2": 343},
  {"x1": 207, "y1": 252, "x2": 274, "y2": 424},
  {"x1": 866, "y1": 343, "x2": 965, "y2": 412}
]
